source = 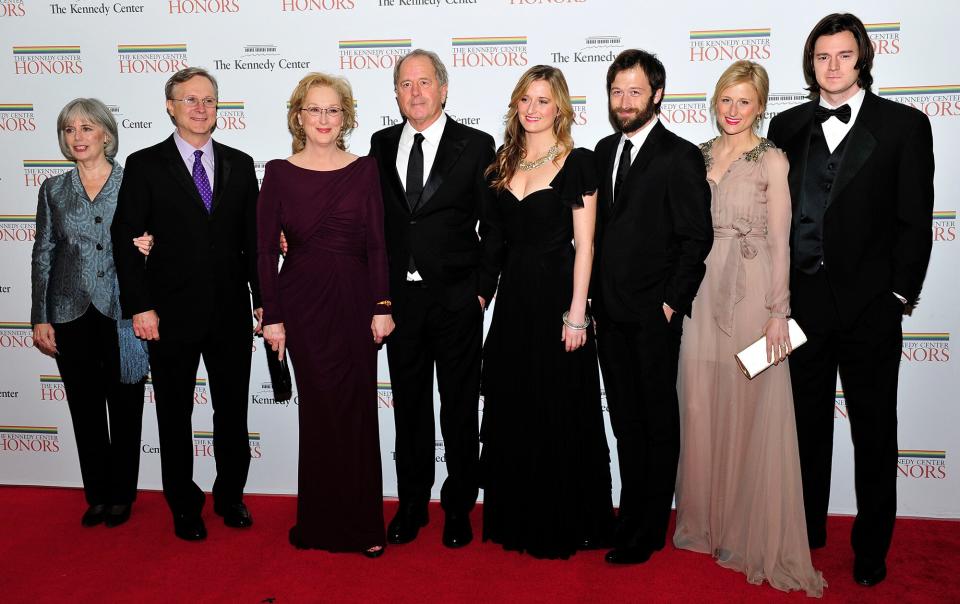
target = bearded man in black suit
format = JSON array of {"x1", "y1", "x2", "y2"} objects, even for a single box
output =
[{"x1": 592, "y1": 49, "x2": 713, "y2": 565}]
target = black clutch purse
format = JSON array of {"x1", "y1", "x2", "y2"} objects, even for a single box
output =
[{"x1": 263, "y1": 338, "x2": 292, "y2": 402}]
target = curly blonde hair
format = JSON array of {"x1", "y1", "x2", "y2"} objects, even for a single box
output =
[{"x1": 287, "y1": 72, "x2": 356, "y2": 153}]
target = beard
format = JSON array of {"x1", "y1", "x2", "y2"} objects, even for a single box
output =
[{"x1": 609, "y1": 95, "x2": 657, "y2": 133}]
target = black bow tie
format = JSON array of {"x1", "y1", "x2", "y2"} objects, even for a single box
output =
[{"x1": 815, "y1": 104, "x2": 851, "y2": 124}]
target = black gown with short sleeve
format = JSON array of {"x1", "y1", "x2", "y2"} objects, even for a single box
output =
[{"x1": 480, "y1": 148, "x2": 615, "y2": 559}]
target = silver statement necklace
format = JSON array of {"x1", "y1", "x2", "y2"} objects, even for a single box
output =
[{"x1": 518, "y1": 144, "x2": 561, "y2": 171}]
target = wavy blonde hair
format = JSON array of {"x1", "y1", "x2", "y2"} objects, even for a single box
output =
[
  {"x1": 287, "y1": 72, "x2": 356, "y2": 153},
  {"x1": 487, "y1": 65, "x2": 574, "y2": 191}
]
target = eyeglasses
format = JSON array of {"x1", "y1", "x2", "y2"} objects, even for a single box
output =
[
  {"x1": 170, "y1": 96, "x2": 218, "y2": 108},
  {"x1": 300, "y1": 106, "x2": 343, "y2": 119}
]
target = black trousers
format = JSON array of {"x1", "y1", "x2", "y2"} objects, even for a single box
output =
[
  {"x1": 54, "y1": 306, "x2": 145, "y2": 506},
  {"x1": 148, "y1": 330, "x2": 252, "y2": 517},
  {"x1": 386, "y1": 285, "x2": 483, "y2": 514},
  {"x1": 789, "y1": 268, "x2": 902, "y2": 565},
  {"x1": 596, "y1": 309, "x2": 682, "y2": 550}
]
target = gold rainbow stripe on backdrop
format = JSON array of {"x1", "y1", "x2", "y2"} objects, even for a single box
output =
[
  {"x1": 23, "y1": 160, "x2": 74, "y2": 168},
  {"x1": 452, "y1": 37, "x2": 527, "y2": 46},
  {"x1": 117, "y1": 44, "x2": 187, "y2": 53},
  {"x1": 663, "y1": 93, "x2": 707, "y2": 102},
  {"x1": 898, "y1": 450, "x2": 946, "y2": 459},
  {"x1": 865, "y1": 22, "x2": 901, "y2": 32},
  {"x1": 193, "y1": 431, "x2": 260, "y2": 440},
  {"x1": 689, "y1": 29, "x2": 769, "y2": 40},
  {"x1": 338, "y1": 39, "x2": 412, "y2": 49},
  {"x1": 901, "y1": 333, "x2": 950, "y2": 341},
  {"x1": 0, "y1": 322, "x2": 31, "y2": 329},
  {"x1": 0, "y1": 426, "x2": 58, "y2": 434},
  {"x1": 879, "y1": 86, "x2": 960, "y2": 96},
  {"x1": 13, "y1": 46, "x2": 80, "y2": 54}
]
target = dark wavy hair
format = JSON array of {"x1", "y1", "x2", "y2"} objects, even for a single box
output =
[{"x1": 802, "y1": 13, "x2": 874, "y2": 98}]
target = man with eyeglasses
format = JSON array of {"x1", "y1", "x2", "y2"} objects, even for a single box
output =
[
  {"x1": 369, "y1": 49, "x2": 503, "y2": 549},
  {"x1": 112, "y1": 66, "x2": 262, "y2": 541}
]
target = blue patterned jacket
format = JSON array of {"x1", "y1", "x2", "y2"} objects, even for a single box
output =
[{"x1": 31, "y1": 162, "x2": 123, "y2": 325}]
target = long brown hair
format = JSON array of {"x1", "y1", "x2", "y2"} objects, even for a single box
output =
[
  {"x1": 487, "y1": 65, "x2": 574, "y2": 192},
  {"x1": 802, "y1": 13, "x2": 874, "y2": 98}
]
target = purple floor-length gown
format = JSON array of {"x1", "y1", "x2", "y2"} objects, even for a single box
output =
[{"x1": 257, "y1": 156, "x2": 390, "y2": 552}]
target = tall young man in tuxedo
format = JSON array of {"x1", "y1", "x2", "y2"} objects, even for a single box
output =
[
  {"x1": 767, "y1": 13, "x2": 934, "y2": 586},
  {"x1": 112, "y1": 67, "x2": 262, "y2": 541},
  {"x1": 369, "y1": 49, "x2": 502, "y2": 548},
  {"x1": 592, "y1": 49, "x2": 713, "y2": 565}
]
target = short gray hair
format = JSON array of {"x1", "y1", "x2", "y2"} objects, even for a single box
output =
[
  {"x1": 393, "y1": 49, "x2": 449, "y2": 90},
  {"x1": 57, "y1": 98, "x2": 119, "y2": 160},
  {"x1": 164, "y1": 66, "x2": 219, "y2": 127}
]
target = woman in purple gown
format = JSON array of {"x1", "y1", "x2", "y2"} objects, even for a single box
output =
[{"x1": 258, "y1": 73, "x2": 393, "y2": 557}]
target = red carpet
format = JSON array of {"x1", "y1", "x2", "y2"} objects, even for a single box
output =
[{"x1": 2, "y1": 486, "x2": 957, "y2": 603}]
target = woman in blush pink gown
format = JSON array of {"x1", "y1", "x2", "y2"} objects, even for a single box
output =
[{"x1": 674, "y1": 61, "x2": 825, "y2": 597}]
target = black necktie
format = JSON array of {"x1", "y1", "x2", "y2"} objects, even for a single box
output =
[
  {"x1": 405, "y1": 133, "x2": 425, "y2": 274},
  {"x1": 613, "y1": 139, "x2": 633, "y2": 204},
  {"x1": 406, "y1": 133, "x2": 425, "y2": 211},
  {"x1": 815, "y1": 104, "x2": 851, "y2": 124}
]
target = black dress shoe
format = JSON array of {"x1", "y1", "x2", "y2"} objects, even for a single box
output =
[
  {"x1": 214, "y1": 502, "x2": 253, "y2": 528},
  {"x1": 104, "y1": 504, "x2": 132, "y2": 528},
  {"x1": 289, "y1": 526, "x2": 308, "y2": 549},
  {"x1": 173, "y1": 514, "x2": 207, "y2": 541},
  {"x1": 81, "y1": 504, "x2": 107, "y2": 527},
  {"x1": 579, "y1": 534, "x2": 613, "y2": 550},
  {"x1": 442, "y1": 512, "x2": 473, "y2": 548},
  {"x1": 854, "y1": 559, "x2": 887, "y2": 586},
  {"x1": 387, "y1": 505, "x2": 428, "y2": 544},
  {"x1": 605, "y1": 546, "x2": 654, "y2": 565},
  {"x1": 362, "y1": 545, "x2": 386, "y2": 559}
]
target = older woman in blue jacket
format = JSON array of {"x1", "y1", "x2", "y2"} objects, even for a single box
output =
[{"x1": 31, "y1": 98, "x2": 152, "y2": 528}]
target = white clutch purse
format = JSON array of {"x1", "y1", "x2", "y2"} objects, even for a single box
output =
[{"x1": 735, "y1": 318, "x2": 807, "y2": 379}]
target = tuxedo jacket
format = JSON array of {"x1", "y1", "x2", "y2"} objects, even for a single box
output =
[
  {"x1": 767, "y1": 91, "x2": 934, "y2": 323},
  {"x1": 592, "y1": 121, "x2": 713, "y2": 322},
  {"x1": 111, "y1": 134, "x2": 261, "y2": 342},
  {"x1": 369, "y1": 116, "x2": 502, "y2": 310}
]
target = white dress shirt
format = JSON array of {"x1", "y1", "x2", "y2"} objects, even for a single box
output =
[
  {"x1": 820, "y1": 88, "x2": 865, "y2": 153},
  {"x1": 611, "y1": 116, "x2": 658, "y2": 193},
  {"x1": 396, "y1": 112, "x2": 447, "y2": 190}
]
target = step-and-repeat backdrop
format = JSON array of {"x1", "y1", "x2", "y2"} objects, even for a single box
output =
[{"x1": 1, "y1": 0, "x2": 956, "y2": 518}]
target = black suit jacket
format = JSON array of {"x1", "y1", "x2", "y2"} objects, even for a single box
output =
[
  {"x1": 111, "y1": 134, "x2": 261, "y2": 342},
  {"x1": 767, "y1": 91, "x2": 934, "y2": 323},
  {"x1": 369, "y1": 116, "x2": 502, "y2": 310},
  {"x1": 592, "y1": 121, "x2": 713, "y2": 322}
]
